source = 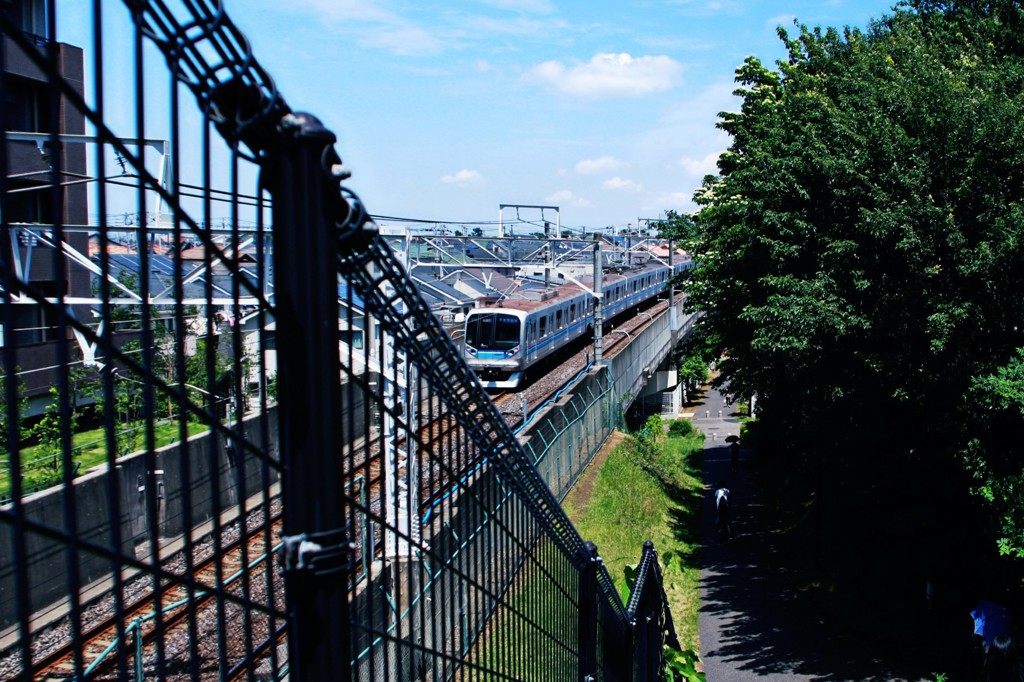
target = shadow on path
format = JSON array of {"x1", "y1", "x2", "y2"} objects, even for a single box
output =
[{"x1": 695, "y1": 386, "x2": 928, "y2": 681}]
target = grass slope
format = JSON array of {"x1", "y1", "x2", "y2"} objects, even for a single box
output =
[{"x1": 564, "y1": 426, "x2": 705, "y2": 651}]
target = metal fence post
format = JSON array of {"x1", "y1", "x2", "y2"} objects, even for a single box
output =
[
  {"x1": 579, "y1": 541, "x2": 599, "y2": 681},
  {"x1": 270, "y1": 112, "x2": 351, "y2": 680}
]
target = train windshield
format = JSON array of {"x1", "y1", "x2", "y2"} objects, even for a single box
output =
[{"x1": 466, "y1": 313, "x2": 520, "y2": 350}]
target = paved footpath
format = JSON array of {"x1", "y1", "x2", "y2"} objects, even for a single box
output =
[{"x1": 690, "y1": 384, "x2": 927, "y2": 682}]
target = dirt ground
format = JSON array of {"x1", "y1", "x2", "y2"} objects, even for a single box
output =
[{"x1": 562, "y1": 429, "x2": 627, "y2": 518}]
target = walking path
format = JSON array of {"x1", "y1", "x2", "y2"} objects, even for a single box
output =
[{"x1": 690, "y1": 383, "x2": 927, "y2": 681}]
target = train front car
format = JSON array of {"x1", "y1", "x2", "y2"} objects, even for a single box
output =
[{"x1": 464, "y1": 308, "x2": 528, "y2": 389}]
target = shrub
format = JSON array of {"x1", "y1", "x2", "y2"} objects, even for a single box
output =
[
  {"x1": 667, "y1": 419, "x2": 694, "y2": 438},
  {"x1": 642, "y1": 414, "x2": 665, "y2": 442}
]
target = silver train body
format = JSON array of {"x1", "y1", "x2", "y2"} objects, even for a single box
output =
[{"x1": 463, "y1": 259, "x2": 691, "y2": 388}]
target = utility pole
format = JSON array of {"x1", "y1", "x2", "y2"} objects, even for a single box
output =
[
  {"x1": 638, "y1": 217, "x2": 661, "y2": 238},
  {"x1": 669, "y1": 239, "x2": 677, "y2": 331},
  {"x1": 593, "y1": 235, "x2": 603, "y2": 368},
  {"x1": 544, "y1": 220, "x2": 551, "y2": 289}
]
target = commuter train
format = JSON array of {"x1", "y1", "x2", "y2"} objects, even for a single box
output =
[{"x1": 463, "y1": 259, "x2": 690, "y2": 388}]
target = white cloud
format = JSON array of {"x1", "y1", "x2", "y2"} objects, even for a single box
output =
[
  {"x1": 527, "y1": 53, "x2": 683, "y2": 100},
  {"x1": 441, "y1": 169, "x2": 485, "y2": 187},
  {"x1": 677, "y1": 151, "x2": 721, "y2": 177},
  {"x1": 602, "y1": 177, "x2": 644, "y2": 192},
  {"x1": 645, "y1": 190, "x2": 697, "y2": 215},
  {"x1": 546, "y1": 190, "x2": 592, "y2": 207},
  {"x1": 766, "y1": 13, "x2": 797, "y2": 29},
  {"x1": 292, "y1": 0, "x2": 444, "y2": 55},
  {"x1": 302, "y1": 0, "x2": 392, "y2": 22},
  {"x1": 480, "y1": 0, "x2": 556, "y2": 12},
  {"x1": 576, "y1": 156, "x2": 624, "y2": 174},
  {"x1": 475, "y1": 59, "x2": 494, "y2": 72},
  {"x1": 462, "y1": 15, "x2": 569, "y2": 39},
  {"x1": 364, "y1": 26, "x2": 444, "y2": 55}
]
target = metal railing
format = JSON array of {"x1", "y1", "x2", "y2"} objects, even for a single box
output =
[{"x1": 0, "y1": 2, "x2": 680, "y2": 680}]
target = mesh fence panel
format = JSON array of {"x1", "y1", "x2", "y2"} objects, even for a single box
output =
[{"x1": 0, "y1": 2, "x2": 679, "y2": 680}]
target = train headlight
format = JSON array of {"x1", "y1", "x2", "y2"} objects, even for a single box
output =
[
  {"x1": 507, "y1": 346, "x2": 520, "y2": 357},
  {"x1": 467, "y1": 346, "x2": 477, "y2": 357}
]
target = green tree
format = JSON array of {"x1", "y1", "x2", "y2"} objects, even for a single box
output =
[
  {"x1": 184, "y1": 337, "x2": 231, "y2": 422},
  {"x1": 105, "y1": 269, "x2": 142, "y2": 329},
  {"x1": 677, "y1": 355, "x2": 708, "y2": 392},
  {"x1": 0, "y1": 369, "x2": 29, "y2": 457},
  {"x1": 687, "y1": 0, "x2": 1024, "y2": 635},
  {"x1": 654, "y1": 210, "x2": 700, "y2": 253},
  {"x1": 32, "y1": 386, "x2": 78, "y2": 469},
  {"x1": 94, "y1": 341, "x2": 145, "y2": 456},
  {"x1": 966, "y1": 349, "x2": 1024, "y2": 558}
]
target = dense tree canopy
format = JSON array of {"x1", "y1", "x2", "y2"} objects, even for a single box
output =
[{"x1": 678, "y1": 0, "x2": 1024, "y2": 642}]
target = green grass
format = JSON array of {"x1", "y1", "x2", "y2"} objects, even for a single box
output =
[
  {"x1": 564, "y1": 427, "x2": 705, "y2": 652},
  {"x1": 473, "y1": 538, "x2": 580, "y2": 680},
  {"x1": 1, "y1": 420, "x2": 210, "y2": 499}
]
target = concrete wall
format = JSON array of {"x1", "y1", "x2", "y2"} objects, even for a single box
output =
[
  {"x1": 612, "y1": 301, "x2": 698, "y2": 413},
  {"x1": 0, "y1": 407, "x2": 280, "y2": 632}
]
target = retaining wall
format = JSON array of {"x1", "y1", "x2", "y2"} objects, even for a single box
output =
[{"x1": 0, "y1": 407, "x2": 280, "y2": 632}]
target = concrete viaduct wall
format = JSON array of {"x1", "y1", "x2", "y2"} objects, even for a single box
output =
[
  {"x1": 518, "y1": 299, "x2": 700, "y2": 499},
  {"x1": 610, "y1": 299, "x2": 698, "y2": 414}
]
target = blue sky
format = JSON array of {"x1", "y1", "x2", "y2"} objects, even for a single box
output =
[{"x1": 60, "y1": 0, "x2": 900, "y2": 234}]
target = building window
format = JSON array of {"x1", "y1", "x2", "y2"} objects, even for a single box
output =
[
  {"x1": 5, "y1": 0, "x2": 50, "y2": 40},
  {"x1": 6, "y1": 187, "x2": 54, "y2": 225},
  {"x1": 339, "y1": 329, "x2": 364, "y2": 349},
  {"x1": 4, "y1": 78, "x2": 51, "y2": 133},
  {"x1": 35, "y1": 281, "x2": 60, "y2": 342}
]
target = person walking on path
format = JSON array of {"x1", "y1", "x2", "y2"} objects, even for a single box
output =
[{"x1": 715, "y1": 482, "x2": 731, "y2": 543}]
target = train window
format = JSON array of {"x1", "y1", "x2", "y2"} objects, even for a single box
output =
[
  {"x1": 540, "y1": 316, "x2": 547, "y2": 337},
  {"x1": 556, "y1": 310, "x2": 563, "y2": 328},
  {"x1": 339, "y1": 329, "x2": 364, "y2": 349},
  {"x1": 570, "y1": 303, "x2": 576, "y2": 320},
  {"x1": 466, "y1": 313, "x2": 521, "y2": 350}
]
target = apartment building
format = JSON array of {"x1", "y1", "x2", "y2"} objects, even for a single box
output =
[{"x1": 2, "y1": 0, "x2": 91, "y2": 414}]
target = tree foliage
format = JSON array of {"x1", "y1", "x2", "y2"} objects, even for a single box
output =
[
  {"x1": 0, "y1": 370, "x2": 28, "y2": 457},
  {"x1": 687, "y1": 0, "x2": 1024, "y2": 630}
]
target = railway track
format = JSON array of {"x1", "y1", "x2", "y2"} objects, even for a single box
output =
[
  {"x1": 22, "y1": 501, "x2": 283, "y2": 680},
  {"x1": 9, "y1": 299, "x2": 675, "y2": 678}
]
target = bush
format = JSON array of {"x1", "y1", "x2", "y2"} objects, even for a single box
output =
[
  {"x1": 667, "y1": 419, "x2": 694, "y2": 438},
  {"x1": 642, "y1": 414, "x2": 665, "y2": 440}
]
